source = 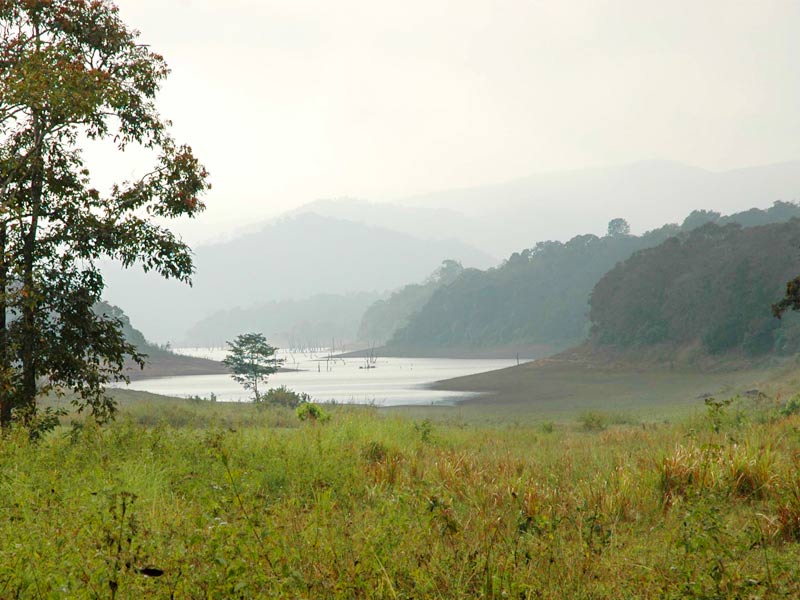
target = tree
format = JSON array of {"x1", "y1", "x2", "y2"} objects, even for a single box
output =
[
  {"x1": 607, "y1": 218, "x2": 631, "y2": 237},
  {"x1": 772, "y1": 276, "x2": 800, "y2": 319},
  {"x1": 0, "y1": 1, "x2": 210, "y2": 428},
  {"x1": 223, "y1": 333, "x2": 285, "y2": 402}
]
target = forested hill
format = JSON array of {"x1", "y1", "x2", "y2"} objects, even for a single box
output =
[
  {"x1": 589, "y1": 220, "x2": 800, "y2": 357},
  {"x1": 383, "y1": 202, "x2": 800, "y2": 355},
  {"x1": 94, "y1": 301, "x2": 227, "y2": 379},
  {"x1": 94, "y1": 301, "x2": 152, "y2": 352},
  {"x1": 102, "y1": 213, "x2": 496, "y2": 343},
  {"x1": 357, "y1": 260, "x2": 464, "y2": 345}
]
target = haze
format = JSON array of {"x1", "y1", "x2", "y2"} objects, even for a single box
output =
[{"x1": 90, "y1": 0, "x2": 800, "y2": 244}]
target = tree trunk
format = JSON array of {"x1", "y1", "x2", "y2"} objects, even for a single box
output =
[
  {"x1": 19, "y1": 115, "x2": 44, "y2": 421},
  {"x1": 0, "y1": 220, "x2": 9, "y2": 428}
]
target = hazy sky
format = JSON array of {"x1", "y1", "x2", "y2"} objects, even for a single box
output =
[{"x1": 91, "y1": 0, "x2": 800, "y2": 243}]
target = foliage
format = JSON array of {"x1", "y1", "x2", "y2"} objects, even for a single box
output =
[
  {"x1": 779, "y1": 394, "x2": 800, "y2": 417},
  {"x1": 357, "y1": 259, "x2": 463, "y2": 344},
  {"x1": 607, "y1": 217, "x2": 631, "y2": 237},
  {"x1": 222, "y1": 333, "x2": 284, "y2": 402},
  {"x1": 0, "y1": 0, "x2": 209, "y2": 429},
  {"x1": 385, "y1": 202, "x2": 800, "y2": 353},
  {"x1": 590, "y1": 220, "x2": 800, "y2": 355},
  {"x1": 578, "y1": 411, "x2": 608, "y2": 432},
  {"x1": 1, "y1": 395, "x2": 799, "y2": 597},
  {"x1": 389, "y1": 221, "x2": 682, "y2": 351},
  {"x1": 261, "y1": 385, "x2": 310, "y2": 409},
  {"x1": 295, "y1": 401, "x2": 329, "y2": 422}
]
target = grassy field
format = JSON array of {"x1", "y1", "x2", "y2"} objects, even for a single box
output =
[{"x1": 2, "y1": 371, "x2": 800, "y2": 598}]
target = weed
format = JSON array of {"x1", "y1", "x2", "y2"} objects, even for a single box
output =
[
  {"x1": 578, "y1": 411, "x2": 608, "y2": 432},
  {"x1": 296, "y1": 402, "x2": 330, "y2": 422},
  {"x1": 414, "y1": 418, "x2": 434, "y2": 443},
  {"x1": 704, "y1": 396, "x2": 734, "y2": 434}
]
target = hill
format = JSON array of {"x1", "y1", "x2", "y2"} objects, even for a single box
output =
[
  {"x1": 94, "y1": 301, "x2": 227, "y2": 380},
  {"x1": 356, "y1": 260, "x2": 464, "y2": 346},
  {"x1": 182, "y1": 291, "x2": 382, "y2": 348},
  {"x1": 101, "y1": 213, "x2": 496, "y2": 343},
  {"x1": 589, "y1": 220, "x2": 800, "y2": 359},
  {"x1": 384, "y1": 202, "x2": 800, "y2": 356}
]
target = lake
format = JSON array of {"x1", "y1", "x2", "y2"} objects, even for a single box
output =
[{"x1": 122, "y1": 348, "x2": 517, "y2": 406}]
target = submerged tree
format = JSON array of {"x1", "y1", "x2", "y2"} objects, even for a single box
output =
[
  {"x1": 0, "y1": 0, "x2": 210, "y2": 429},
  {"x1": 223, "y1": 333, "x2": 285, "y2": 402}
]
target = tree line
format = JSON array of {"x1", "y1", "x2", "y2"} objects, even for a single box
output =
[{"x1": 372, "y1": 202, "x2": 800, "y2": 354}]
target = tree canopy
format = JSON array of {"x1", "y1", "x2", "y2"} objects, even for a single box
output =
[
  {"x1": 223, "y1": 333, "x2": 284, "y2": 402},
  {"x1": 384, "y1": 202, "x2": 800, "y2": 354},
  {"x1": 590, "y1": 220, "x2": 800, "y2": 356},
  {"x1": 0, "y1": 0, "x2": 210, "y2": 428}
]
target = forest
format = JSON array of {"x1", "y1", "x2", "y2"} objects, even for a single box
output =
[
  {"x1": 371, "y1": 202, "x2": 800, "y2": 355},
  {"x1": 589, "y1": 220, "x2": 800, "y2": 356}
]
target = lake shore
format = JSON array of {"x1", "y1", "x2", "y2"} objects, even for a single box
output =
[
  {"x1": 126, "y1": 352, "x2": 299, "y2": 381},
  {"x1": 422, "y1": 352, "x2": 799, "y2": 423},
  {"x1": 335, "y1": 342, "x2": 562, "y2": 361}
]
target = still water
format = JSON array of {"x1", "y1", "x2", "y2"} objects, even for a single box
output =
[{"x1": 123, "y1": 348, "x2": 516, "y2": 407}]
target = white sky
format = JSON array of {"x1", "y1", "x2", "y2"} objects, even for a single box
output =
[{"x1": 89, "y1": 0, "x2": 800, "y2": 244}]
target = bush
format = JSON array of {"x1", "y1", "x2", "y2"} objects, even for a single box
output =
[
  {"x1": 579, "y1": 412, "x2": 608, "y2": 432},
  {"x1": 780, "y1": 394, "x2": 800, "y2": 418},
  {"x1": 296, "y1": 402, "x2": 330, "y2": 423},
  {"x1": 262, "y1": 386, "x2": 311, "y2": 409}
]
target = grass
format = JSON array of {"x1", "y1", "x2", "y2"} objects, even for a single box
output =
[{"x1": 1, "y1": 385, "x2": 800, "y2": 598}]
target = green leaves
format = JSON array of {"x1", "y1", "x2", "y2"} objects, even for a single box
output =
[
  {"x1": 223, "y1": 333, "x2": 285, "y2": 403},
  {"x1": 0, "y1": 0, "x2": 210, "y2": 428}
]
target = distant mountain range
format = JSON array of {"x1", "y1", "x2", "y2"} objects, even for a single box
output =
[
  {"x1": 102, "y1": 213, "x2": 496, "y2": 343},
  {"x1": 102, "y1": 159, "x2": 800, "y2": 347},
  {"x1": 295, "y1": 160, "x2": 800, "y2": 256},
  {"x1": 183, "y1": 292, "x2": 383, "y2": 348}
]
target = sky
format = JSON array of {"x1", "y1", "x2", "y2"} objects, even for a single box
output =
[{"x1": 88, "y1": 0, "x2": 800, "y2": 244}]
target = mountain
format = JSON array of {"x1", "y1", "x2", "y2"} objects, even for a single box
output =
[
  {"x1": 589, "y1": 220, "x2": 800, "y2": 359},
  {"x1": 357, "y1": 260, "x2": 464, "y2": 345},
  {"x1": 101, "y1": 213, "x2": 496, "y2": 343},
  {"x1": 385, "y1": 202, "x2": 800, "y2": 356},
  {"x1": 288, "y1": 198, "x2": 478, "y2": 244},
  {"x1": 395, "y1": 160, "x2": 800, "y2": 256},
  {"x1": 182, "y1": 292, "x2": 383, "y2": 348}
]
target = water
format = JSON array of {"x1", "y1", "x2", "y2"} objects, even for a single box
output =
[{"x1": 122, "y1": 348, "x2": 517, "y2": 407}]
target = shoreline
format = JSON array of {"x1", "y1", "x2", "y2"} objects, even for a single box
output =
[{"x1": 126, "y1": 352, "x2": 300, "y2": 382}]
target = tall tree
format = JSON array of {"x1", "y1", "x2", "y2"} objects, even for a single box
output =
[
  {"x1": 0, "y1": 0, "x2": 210, "y2": 428},
  {"x1": 223, "y1": 333, "x2": 284, "y2": 402}
]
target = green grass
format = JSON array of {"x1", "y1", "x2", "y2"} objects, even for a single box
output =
[{"x1": 2, "y1": 386, "x2": 800, "y2": 598}]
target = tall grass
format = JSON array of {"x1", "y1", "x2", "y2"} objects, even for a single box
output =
[{"x1": 0, "y1": 396, "x2": 798, "y2": 597}]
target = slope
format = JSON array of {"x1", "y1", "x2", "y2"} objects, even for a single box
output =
[{"x1": 102, "y1": 213, "x2": 497, "y2": 343}]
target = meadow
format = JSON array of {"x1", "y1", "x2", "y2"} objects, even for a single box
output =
[{"x1": 0, "y1": 377, "x2": 798, "y2": 599}]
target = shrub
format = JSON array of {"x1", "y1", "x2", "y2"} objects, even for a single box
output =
[
  {"x1": 779, "y1": 394, "x2": 800, "y2": 418},
  {"x1": 296, "y1": 402, "x2": 330, "y2": 423},
  {"x1": 262, "y1": 386, "x2": 311, "y2": 409},
  {"x1": 579, "y1": 412, "x2": 608, "y2": 432}
]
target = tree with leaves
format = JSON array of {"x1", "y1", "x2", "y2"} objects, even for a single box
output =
[
  {"x1": 607, "y1": 218, "x2": 631, "y2": 237},
  {"x1": 223, "y1": 333, "x2": 285, "y2": 402},
  {"x1": 0, "y1": 0, "x2": 210, "y2": 429}
]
